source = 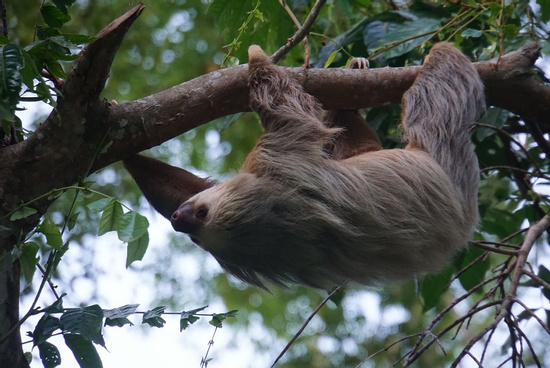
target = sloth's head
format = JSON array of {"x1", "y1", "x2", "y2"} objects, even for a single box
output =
[
  {"x1": 170, "y1": 173, "x2": 299, "y2": 250},
  {"x1": 169, "y1": 172, "x2": 335, "y2": 287}
]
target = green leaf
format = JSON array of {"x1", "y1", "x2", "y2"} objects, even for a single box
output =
[
  {"x1": 180, "y1": 306, "x2": 208, "y2": 331},
  {"x1": 66, "y1": 211, "x2": 80, "y2": 231},
  {"x1": 62, "y1": 33, "x2": 96, "y2": 45},
  {"x1": 38, "y1": 341, "x2": 61, "y2": 368},
  {"x1": 103, "y1": 304, "x2": 139, "y2": 327},
  {"x1": 538, "y1": 0, "x2": 550, "y2": 22},
  {"x1": 38, "y1": 219, "x2": 63, "y2": 250},
  {"x1": 461, "y1": 28, "x2": 482, "y2": 38},
  {"x1": 98, "y1": 199, "x2": 123, "y2": 236},
  {"x1": 33, "y1": 314, "x2": 61, "y2": 346},
  {"x1": 0, "y1": 42, "x2": 24, "y2": 104},
  {"x1": 45, "y1": 60, "x2": 66, "y2": 79},
  {"x1": 209, "y1": 310, "x2": 238, "y2": 328},
  {"x1": 209, "y1": 0, "x2": 293, "y2": 62},
  {"x1": 126, "y1": 232, "x2": 149, "y2": 268},
  {"x1": 43, "y1": 294, "x2": 66, "y2": 314},
  {"x1": 19, "y1": 241, "x2": 40, "y2": 284},
  {"x1": 60, "y1": 305, "x2": 105, "y2": 347},
  {"x1": 0, "y1": 102, "x2": 16, "y2": 123},
  {"x1": 457, "y1": 247, "x2": 489, "y2": 291},
  {"x1": 324, "y1": 50, "x2": 340, "y2": 68},
  {"x1": 539, "y1": 266, "x2": 550, "y2": 301},
  {"x1": 419, "y1": 266, "x2": 454, "y2": 311},
  {"x1": 36, "y1": 25, "x2": 61, "y2": 40},
  {"x1": 117, "y1": 211, "x2": 149, "y2": 242},
  {"x1": 142, "y1": 306, "x2": 167, "y2": 328},
  {"x1": 52, "y1": 0, "x2": 76, "y2": 15},
  {"x1": 41, "y1": 3, "x2": 71, "y2": 29},
  {"x1": 376, "y1": 17, "x2": 441, "y2": 58},
  {"x1": 9, "y1": 206, "x2": 37, "y2": 221},
  {"x1": 20, "y1": 49, "x2": 56, "y2": 105},
  {"x1": 64, "y1": 334, "x2": 103, "y2": 368},
  {"x1": 317, "y1": 17, "x2": 371, "y2": 67},
  {"x1": 87, "y1": 198, "x2": 111, "y2": 213}
]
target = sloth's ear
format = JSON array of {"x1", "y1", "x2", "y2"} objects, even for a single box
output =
[{"x1": 123, "y1": 154, "x2": 216, "y2": 219}]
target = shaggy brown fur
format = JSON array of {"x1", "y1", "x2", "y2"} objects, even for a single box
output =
[{"x1": 124, "y1": 43, "x2": 484, "y2": 289}]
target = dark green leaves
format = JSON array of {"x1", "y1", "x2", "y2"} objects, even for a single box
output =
[
  {"x1": 103, "y1": 304, "x2": 139, "y2": 327},
  {"x1": 209, "y1": 0, "x2": 294, "y2": 62},
  {"x1": 38, "y1": 342, "x2": 62, "y2": 368},
  {"x1": 9, "y1": 206, "x2": 38, "y2": 221},
  {"x1": 18, "y1": 241, "x2": 40, "y2": 284},
  {"x1": 41, "y1": 4, "x2": 71, "y2": 29},
  {"x1": 97, "y1": 199, "x2": 123, "y2": 236},
  {"x1": 117, "y1": 211, "x2": 149, "y2": 242},
  {"x1": 0, "y1": 42, "x2": 24, "y2": 103},
  {"x1": 64, "y1": 334, "x2": 103, "y2": 368},
  {"x1": 38, "y1": 219, "x2": 64, "y2": 250},
  {"x1": 0, "y1": 42, "x2": 24, "y2": 126},
  {"x1": 93, "y1": 198, "x2": 150, "y2": 267},
  {"x1": 180, "y1": 306, "x2": 208, "y2": 331},
  {"x1": 126, "y1": 231, "x2": 149, "y2": 267},
  {"x1": 142, "y1": 306, "x2": 167, "y2": 328},
  {"x1": 209, "y1": 310, "x2": 238, "y2": 328},
  {"x1": 60, "y1": 305, "x2": 105, "y2": 347}
]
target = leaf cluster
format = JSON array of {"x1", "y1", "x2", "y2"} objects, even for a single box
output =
[
  {"x1": 0, "y1": 0, "x2": 94, "y2": 141},
  {"x1": 27, "y1": 295, "x2": 237, "y2": 368}
]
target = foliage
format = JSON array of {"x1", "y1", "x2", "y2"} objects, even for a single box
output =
[
  {"x1": 2, "y1": 0, "x2": 550, "y2": 367},
  {"x1": 26, "y1": 295, "x2": 235, "y2": 368}
]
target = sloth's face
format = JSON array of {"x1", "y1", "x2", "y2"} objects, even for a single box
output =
[{"x1": 170, "y1": 173, "x2": 273, "y2": 251}]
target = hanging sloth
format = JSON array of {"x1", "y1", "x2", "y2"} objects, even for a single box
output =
[{"x1": 124, "y1": 42, "x2": 485, "y2": 289}]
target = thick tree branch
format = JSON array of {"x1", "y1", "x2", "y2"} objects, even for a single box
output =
[
  {"x1": 0, "y1": 3, "x2": 145, "y2": 224},
  {"x1": 93, "y1": 43, "x2": 546, "y2": 171}
]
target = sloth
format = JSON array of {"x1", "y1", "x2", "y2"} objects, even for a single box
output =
[{"x1": 124, "y1": 42, "x2": 485, "y2": 289}]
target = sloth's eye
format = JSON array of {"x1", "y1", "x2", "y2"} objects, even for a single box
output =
[{"x1": 195, "y1": 206, "x2": 208, "y2": 219}]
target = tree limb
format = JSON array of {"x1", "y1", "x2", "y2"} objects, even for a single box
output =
[
  {"x1": 0, "y1": 3, "x2": 145, "y2": 238},
  {"x1": 91, "y1": 42, "x2": 546, "y2": 170}
]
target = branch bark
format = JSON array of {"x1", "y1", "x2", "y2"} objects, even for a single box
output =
[{"x1": 92, "y1": 42, "x2": 546, "y2": 171}]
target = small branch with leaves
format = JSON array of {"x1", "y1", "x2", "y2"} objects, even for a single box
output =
[
  {"x1": 21, "y1": 295, "x2": 237, "y2": 368},
  {"x1": 402, "y1": 216, "x2": 550, "y2": 367}
]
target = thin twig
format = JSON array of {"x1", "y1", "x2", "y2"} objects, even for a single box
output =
[
  {"x1": 355, "y1": 333, "x2": 421, "y2": 367},
  {"x1": 476, "y1": 123, "x2": 544, "y2": 175},
  {"x1": 450, "y1": 216, "x2": 550, "y2": 366},
  {"x1": 277, "y1": 0, "x2": 310, "y2": 65},
  {"x1": 406, "y1": 273, "x2": 504, "y2": 363},
  {"x1": 271, "y1": 0, "x2": 327, "y2": 64},
  {"x1": 470, "y1": 242, "x2": 518, "y2": 255},
  {"x1": 513, "y1": 298, "x2": 550, "y2": 335},
  {"x1": 271, "y1": 282, "x2": 346, "y2": 367},
  {"x1": 201, "y1": 326, "x2": 218, "y2": 368}
]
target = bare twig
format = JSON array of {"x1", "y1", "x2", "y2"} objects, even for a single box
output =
[
  {"x1": 271, "y1": 0, "x2": 327, "y2": 64},
  {"x1": 201, "y1": 327, "x2": 218, "y2": 368},
  {"x1": 405, "y1": 274, "x2": 504, "y2": 364},
  {"x1": 480, "y1": 166, "x2": 550, "y2": 181},
  {"x1": 354, "y1": 333, "x2": 422, "y2": 367},
  {"x1": 522, "y1": 269, "x2": 550, "y2": 294},
  {"x1": 277, "y1": 0, "x2": 310, "y2": 65},
  {"x1": 471, "y1": 242, "x2": 518, "y2": 255},
  {"x1": 450, "y1": 216, "x2": 550, "y2": 366},
  {"x1": 514, "y1": 298, "x2": 550, "y2": 335},
  {"x1": 271, "y1": 282, "x2": 346, "y2": 367}
]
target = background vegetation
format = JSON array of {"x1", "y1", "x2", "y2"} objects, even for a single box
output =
[{"x1": 2, "y1": 0, "x2": 550, "y2": 367}]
